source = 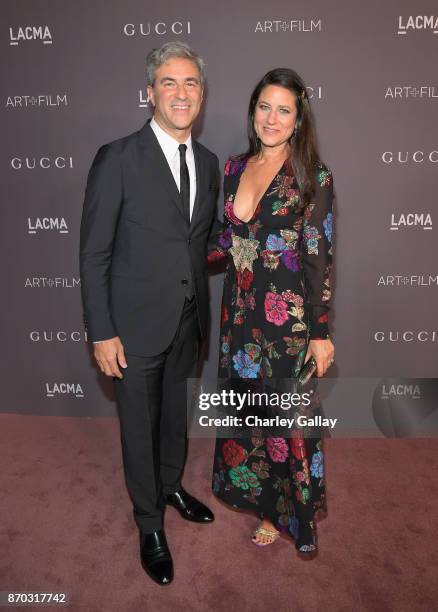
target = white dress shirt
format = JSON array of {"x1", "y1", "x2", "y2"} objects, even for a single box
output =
[{"x1": 150, "y1": 116, "x2": 197, "y2": 219}]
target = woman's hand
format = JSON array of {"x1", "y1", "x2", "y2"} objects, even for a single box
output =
[{"x1": 305, "y1": 338, "x2": 335, "y2": 378}]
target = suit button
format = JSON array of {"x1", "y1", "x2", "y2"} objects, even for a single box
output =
[
  {"x1": 187, "y1": 238, "x2": 191, "y2": 245},
  {"x1": 181, "y1": 279, "x2": 188, "y2": 285}
]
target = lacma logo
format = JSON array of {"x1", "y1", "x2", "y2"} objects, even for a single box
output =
[
  {"x1": 9, "y1": 26, "x2": 53, "y2": 45},
  {"x1": 28, "y1": 218, "x2": 69, "y2": 235},
  {"x1": 381, "y1": 383, "x2": 421, "y2": 400},
  {"x1": 139, "y1": 90, "x2": 150, "y2": 108},
  {"x1": 398, "y1": 16, "x2": 438, "y2": 35},
  {"x1": 46, "y1": 383, "x2": 84, "y2": 398},
  {"x1": 390, "y1": 213, "x2": 432, "y2": 231}
]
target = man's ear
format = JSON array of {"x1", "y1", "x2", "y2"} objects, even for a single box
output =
[{"x1": 146, "y1": 85, "x2": 154, "y2": 106}]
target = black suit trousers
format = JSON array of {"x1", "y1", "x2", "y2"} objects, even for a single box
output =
[{"x1": 114, "y1": 298, "x2": 199, "y2": 534}]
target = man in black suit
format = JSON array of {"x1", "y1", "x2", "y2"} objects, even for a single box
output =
[{"x1": 80, "y1": 42, "x2": 218, "y2": 585}]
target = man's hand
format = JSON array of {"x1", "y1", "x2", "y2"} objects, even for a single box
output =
[
  {"x1": 94, "y1": 336, "x2": 127, "y2": 379},
  {"x1": 305, "y1": 338, "x2": 335, "y2": 378}
]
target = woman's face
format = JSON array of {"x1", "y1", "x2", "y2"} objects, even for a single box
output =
[{"x1": 253, "y1": 84, "x2": 298, "y2": 149}]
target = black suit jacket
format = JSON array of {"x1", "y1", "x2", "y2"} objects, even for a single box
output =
[{"x1": 79, "y1": 119, "x2": 220, "y2": 356}]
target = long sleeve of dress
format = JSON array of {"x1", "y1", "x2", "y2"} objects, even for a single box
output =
[
  {"x1": 301, "y1": 165, "x2": 334, "y2": 340},
  {"x1": 207, "y1": 217, "x2": 232, "y2": 263},
  {"x1": 207, "y1": 160, "x2": 234, "y2": 263}
]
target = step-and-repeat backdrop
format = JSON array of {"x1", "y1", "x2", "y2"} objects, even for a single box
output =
[{"x1": 2, "y1": 1, "x2": 437, "y2": 418}]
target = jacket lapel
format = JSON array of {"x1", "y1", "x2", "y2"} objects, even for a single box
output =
[
  {"x1": 138, "y1": 120, "x2": 187, "y2": 223},
  {"x1": 190, "y1": 140, "x2": 205, "y2": 232}
]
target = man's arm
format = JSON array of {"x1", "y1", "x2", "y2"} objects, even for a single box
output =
[
  {"x1": 79, "y1": 144, "x2": 127, "y2": 378},
  {"x1": 80, "y1": 144, "x2": 122, "y2": 341}
]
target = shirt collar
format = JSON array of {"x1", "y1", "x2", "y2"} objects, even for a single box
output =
[{"x1": 150, "y1": 117, "x2": 193, "y2": 162}]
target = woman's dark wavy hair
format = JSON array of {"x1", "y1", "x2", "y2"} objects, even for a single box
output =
[{"x1": 239, "y1": 68, "x2": 322, "y2": 207}]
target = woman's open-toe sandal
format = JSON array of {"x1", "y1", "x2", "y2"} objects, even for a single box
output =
[{"x1": 251, "y1": 525, "x2": 280, "y2": 547}]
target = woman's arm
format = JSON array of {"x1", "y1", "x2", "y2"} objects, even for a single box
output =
[
  {"x1": 301, "y1": 165, "x2": 335, "y2": 375},
  {"x1": 207, "y1": 159, "x2": 233, "y2": 263},
  {"x1": 207, "y1": 219, "x2": 232, "y2": 263}
]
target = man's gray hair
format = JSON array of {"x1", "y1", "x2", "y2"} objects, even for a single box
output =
[{"x1": 146, "y1": 41, "x2": 205, "y2": 87}]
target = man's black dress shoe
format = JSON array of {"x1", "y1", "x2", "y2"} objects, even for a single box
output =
[
  {"x1": 140, "y1": 529, "x2": 173, "y2": 585},
  {"x1": 166, "y1": 488, "x2": 215, "y2": 523}
]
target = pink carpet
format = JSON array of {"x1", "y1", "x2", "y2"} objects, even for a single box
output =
[{"x1": 1, "y1": 414, "x2": 437, "y2": 611}]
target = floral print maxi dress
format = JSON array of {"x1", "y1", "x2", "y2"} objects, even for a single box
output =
[{"x1": 209, "y1": 155, "x2": 334, "y2": 552}]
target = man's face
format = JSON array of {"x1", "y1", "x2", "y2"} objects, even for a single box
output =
[{"x1": 147, "y1": 57, "x2": 203, "y2": 135}]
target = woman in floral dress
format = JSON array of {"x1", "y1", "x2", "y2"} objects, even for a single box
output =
[{"x1": 208, "y1": 68, "x2": 335, "y2": 553}]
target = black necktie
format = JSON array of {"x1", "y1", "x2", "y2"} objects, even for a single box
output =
[{"x1": 178, "y1": 144, "x2": 190, "y2": 225}]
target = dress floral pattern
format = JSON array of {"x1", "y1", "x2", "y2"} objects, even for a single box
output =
[{"x1": 209, "y1": 155, "x2": 334, "y2": 552}]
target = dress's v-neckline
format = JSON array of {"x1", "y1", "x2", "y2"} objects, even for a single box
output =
[{"x1": 232, "y1": 156, "x2": 286, "y2": 224}]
